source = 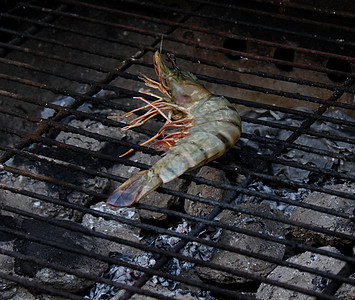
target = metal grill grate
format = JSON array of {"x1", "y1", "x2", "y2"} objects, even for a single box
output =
[{"x1": 0, "y1": 1, "x2": 354, "y2": 299}]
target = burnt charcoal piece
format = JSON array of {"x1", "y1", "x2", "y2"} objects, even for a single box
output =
[
  {"x1": 13, "y1": 218, "x2": 96, "y2": 277},
  {"x1": 257, "y1": 246, "x2": 347, "y2": 299}
]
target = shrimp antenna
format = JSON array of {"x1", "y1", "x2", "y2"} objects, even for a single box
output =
[
  {"x1": 167, "y1": 53, "x2": 180, "y2": 70},
  {"x1": 159, "y1": 34, "x2": 164, "y2": 54}
]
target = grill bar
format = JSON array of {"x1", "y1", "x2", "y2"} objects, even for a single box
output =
[
  {"x1": 0, "y1": 3, "x2": 68, "y2": 57},
  {"x1": 1, "y1": 53, "x2": 355, "y2": 117},
  {"x1": 1, "y1": 77, "x2": 354, "y2": 200},
  {"x1": 1, "y1": 159, "x2": 354, "y2": 242},
  {"x1": 0, "y1": 182, "x2": 353, "y2": 299},
  {"x1": 0, "y1": 51, "x2": 132, "y2": 165},
  {"x1": 1, "y1": 86, "x2": 354, "y2": 153},
  {"x1": 1, "y1": 195, "x2": 353, "y2": 300},
  {"x1": 241, "y1": 116, "x2": 355, "y2": 144},
  {"x1": 1, "y1": 119, "x2": 355, "y2": 217},
  {"x1": 8, "y1": 2, "x2": 355, "y2": 77},
  {"x1": 0, "y1": 225, "x2": 256, "y2": 299},
  {"x1": 243, "y1": 133, "x2": 354, "y2": 161},
  {"x1": 1, "y1": 203, "x2": 353, "y2": 298},
  {"x1": 35, "y1": 0, "x2": 355, "y2": 59},
  {"x1": 251, "y1": 0, "x2": 354, "y2": 18},
  {"x1": 1, "y1": 29, "x2": 355, "y2": 95},
  {"x1": 58, "y1": 0, "x2": 355, "y2": 48},
  {"x1": 0, "y1": 247, "x2": 175, "y2": 300},
  {"x1": 0, "y1": 182, "x2": 353, "y2": 267},
  {"x1": 231, "y1": 74, "x2": 354, "y2": 208},
  {"x1": 1, "y1": 110, "x2": 354, "y2": 227},
  {"x1": 1, "y1": 0, "x2": 187, "y2": 164},
  {"x1": 1, "y1": 90, "x2": 354, "y2": 172},
  {"x1": 2, "y1": 99, "x2": 354, "y2": 185},
  {"x1": 193, "y1": 0, "x2": 355, "y2": 33},
  {"x1": 0, "y1": 27, "x2": 133, "y2": 61},
  {"x1": 3, "y1": 97, "x2": 354, "y2": 236},
  {"x1": 1, "y1": 14, "x2": 354, "y2": 100},
  {"x1": 0, "y1": 70, "x2": 355, "y2": 232},
  {"x1": 0, "y1": 0, "x2": 198, "y2": 166},
  {"x1": 1, "y1": 57, "x2": 354, "y2": 132},
  {"x1": 0, "y1": 272, "x2": 86, "y2": 300}
]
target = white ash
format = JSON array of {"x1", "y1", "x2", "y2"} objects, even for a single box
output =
[
  {"x1": 154, "y1": 220, "x2": 192, "y2": 250},
  {"x1": 41, "y1": 95, "x2": 75, "y2": 119},
  {"x1": 41, "y1": 85, "x2": 90, "y2": 119},
  {"x1": 151, "y1": 220, "x2": 192, "y2": 290},
  {"x1": 88, "y1": 252, "x2": 156, "y2": 300},
  {"x1": 239, "y1": 180, "x2": 310, "y2": 216},
  {"x1": 240, "y1": 108, "x2": 355, "y2": 182},
  {"x1": 151, "y1": 258, "x2": 181, "y2": 290},
  {"x1": 154, "y1": 221, "x2": 222, "y2": 267},
  {"x1": 181, "y1": 227, "x2": 223, "y2": 270},
  {"x1": 92, "y1": 88, "x2": 117, "y2": 99},
  {"x1": 191, "y1": 290, "x2": 215, "y2": 300},
  {"x1": 152, "y1": 220, "x2": 223, "y2": 289}
]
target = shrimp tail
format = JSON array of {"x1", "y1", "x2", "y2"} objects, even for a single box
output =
[{"x1": 106, "y1": 170, "x2": 162, "y2": 207}]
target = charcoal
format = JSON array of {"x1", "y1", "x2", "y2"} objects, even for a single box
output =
[
  {"x1": 82, "y1": 201, "x2": 144, "y2": 256},
  {"x1": 256, "y1": 246, "x2": 347, "y2": 300},
  {"x1": 290, "y1": 183, "x2": 355, "y2": 246},
  {"x1": 184, "y1": 166, "x2": 228, "y2": 217},
  {"x1": 196, "y1": 203, "x2": 286, "y2": 284},
  {"x1": 13, "y1": 219, "x2": 107, "y2": 292}
]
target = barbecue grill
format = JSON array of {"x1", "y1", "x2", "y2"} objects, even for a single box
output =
[{"x1": 0, "y1": 0, "x2": 354, "y2": 299}]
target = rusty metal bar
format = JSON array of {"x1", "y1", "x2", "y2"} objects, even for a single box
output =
[{"x1": 16, "y1": 2, "x2": 355, "y2": 77}]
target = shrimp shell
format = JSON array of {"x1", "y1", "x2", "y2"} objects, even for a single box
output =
[{"x1": 106, "y1": 52, "x2": 241, "y2": 207}]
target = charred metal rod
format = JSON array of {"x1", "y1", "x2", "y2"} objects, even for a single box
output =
[
  {"x1": 0, "y1": 247, "x2": 175, "y2": 300},
  {"x1": 1, "y1": 215, "x2": 342, "y2": 300},
  {"x1": 5, "y1": 108, "x2": 355, "y2": 200},
  {"x1": 0, "y1": 206, "x2": 349, "y2": 299},
  {"x1": 14, "y1": 2, "x2": 355, "y2": 77},
  {"x1": 0, "y1": 3, "x2": 68, "y2": 57},
  {"x1": 58, "y1": 0, "x2": 355, "y2": 49},
  {"x1": 193, "y1": 0, "x2": 355, "y2": 33},
  {"x1": 242, "y1": 133, "x2": 355, "y2": 162},
  {"x1": 1, "y1": 70, "x2": 355, "y2": 141},
  {"x1": 1, "y1": 33, "x2": 354, "y2": 93},
  {"x1": 48, "y1": 0, "x2": 355, "y2": 57},
  {"x1": 2, "y1": 123, "x2": 355, "y2": 220},
  {"x1": 1, "y1": 49, "x2": 354, "y2": 111},
  {"x1": 0, "y1": 226, "x2": 250, "y2": 299},
  {"x1": 1, "y1": 186, "x2": 354, "y2": 268},
  {"x1": 0, "y1": 37, "x2": 143, "y2": 166},
  {"x1": 0, "y1": 271, "x2": 85, "y2": 300},
  {"x1": 0, "y1": 84, "x2": 354, "y2": 164},
  {"x1": 1, "y1": 122, "x2": 354, "y2": 220},
  {"x1": 238, "y1": 151, "x2": 355, "y2": 181},
  {"x1": 241, "y1": 0, "x2": 354, "y2": 19}
]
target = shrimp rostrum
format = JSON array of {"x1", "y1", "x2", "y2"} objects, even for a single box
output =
[{"x1": 106, "y1": 51, "x2": 241, "y2": 207}]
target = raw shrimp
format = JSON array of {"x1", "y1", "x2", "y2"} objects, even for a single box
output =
[{"x1": 106, "y1": 51, "x2": 241, "y2": 207}]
